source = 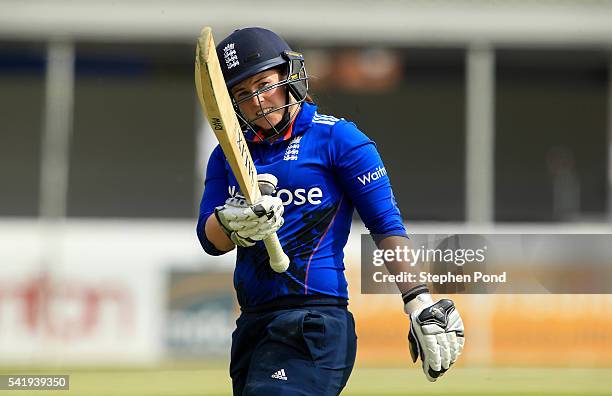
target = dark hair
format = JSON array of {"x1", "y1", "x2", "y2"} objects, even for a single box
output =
[{"x1": 273, "y1": 65, "x2": 313, "y2": 104}]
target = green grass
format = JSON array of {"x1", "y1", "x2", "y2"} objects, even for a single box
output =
[{"x1": 0, "y1": 367, "x2": 610, "y2": 395}]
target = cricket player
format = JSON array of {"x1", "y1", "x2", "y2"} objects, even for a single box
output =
[{"x1": 197, "y1": 27, "x2": 465, "y2": 395}]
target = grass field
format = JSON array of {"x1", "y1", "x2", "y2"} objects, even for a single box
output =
[{"x1": 1, "y1": 366, "x2": 611, "y2": 395}]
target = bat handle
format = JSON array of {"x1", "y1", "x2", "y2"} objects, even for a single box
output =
[{"x1": 263, "y1": 233, "x2": 290, "y2": 273}]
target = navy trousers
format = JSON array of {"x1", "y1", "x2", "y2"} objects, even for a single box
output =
[{"x1": 230, "y1": 305, "x2": 357, "y2": 396}]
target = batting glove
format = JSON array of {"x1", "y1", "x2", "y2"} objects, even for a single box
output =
[
  {"x1": 214, "y1": 174, "x2": 284, "y2": 247},
  {"x1": 404, "y1": 285, "x2": 465, "y2": 382}
]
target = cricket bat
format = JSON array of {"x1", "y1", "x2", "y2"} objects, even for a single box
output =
[{"x1": 195, "y1": 27, "x2": 290, "y2": 273}]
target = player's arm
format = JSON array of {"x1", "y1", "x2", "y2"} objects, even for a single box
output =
[
  {"x1": 378, "y1": 236, "x2": 465, "y2": 382},
  {"x1": 197, "y1": 146, "x2": 284, "y2": 254},
  {"x1": 213, "y1": 174, "x2": 284, "y2": 248},
  {"x1": 197, "y1": 146, "x2": 235, "y2": 255},
  {"x1": 204, "y1": 188, "x2": 284, "y2": 252},
  {"x1": 377, "y1": 235, "x2": 416, "y2": 293},
  {"x1": 205, "y1": 214, "x2": 235, "y2": 252},
  {"x1": 330, "y1": 122, "x2": 464, "y2": 381}
]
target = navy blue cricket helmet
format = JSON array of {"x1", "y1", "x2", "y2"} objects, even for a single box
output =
[{"x1": 216, "y1": 27, "x2": 309, "y2": 139}]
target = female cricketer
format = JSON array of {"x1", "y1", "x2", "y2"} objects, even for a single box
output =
[{"x1": 196, "y1": 27, "x2": 465, "y2": 396}]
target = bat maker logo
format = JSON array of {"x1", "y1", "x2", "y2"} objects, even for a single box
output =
[
  {"x1": 223, "y1": 43, "x2": 239, "y2": 69},
  {"x1": 235, "y1": 130, "x2": 256, "y2": 186}
]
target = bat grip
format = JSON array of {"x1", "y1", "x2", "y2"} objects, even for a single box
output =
[{"x1": 263, "y1": 233, "x2": 290, "y2": 273}]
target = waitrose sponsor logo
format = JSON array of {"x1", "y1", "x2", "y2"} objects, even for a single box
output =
[{"x1": 358, "y1": 166, "x2": 387, "y2": 185}]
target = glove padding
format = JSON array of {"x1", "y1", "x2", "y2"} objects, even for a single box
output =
[
  {"x1": 406, "y1": 293, "x2": 465, "y2": 382},
  {"x1": 214, "y1": 174, "x2": 284, "y2": 247}
]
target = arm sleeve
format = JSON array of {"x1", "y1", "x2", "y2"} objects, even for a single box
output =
[
  {"x1": 196, "y1": 145, "x2": 232, "y2": 256},
  {"x1": 330, "y1": 121, "x2": 407, "y2": 241}
]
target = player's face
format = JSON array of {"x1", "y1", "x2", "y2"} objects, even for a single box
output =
[{"x1": 231, "y1": 69, "x2": 288, "y2": 130}]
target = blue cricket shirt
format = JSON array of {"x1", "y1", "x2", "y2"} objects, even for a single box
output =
[{"x1": 197, "y1": 102, "x2": 407, "y2": 308}]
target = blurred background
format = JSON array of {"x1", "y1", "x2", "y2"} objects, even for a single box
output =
[{"x1": 1, "y1": 0, "x2": 612, "y2": 394}]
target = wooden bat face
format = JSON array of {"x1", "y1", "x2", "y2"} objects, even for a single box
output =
[{"x1": 195, "y1": 27, "x2": 259, "y2": 204}]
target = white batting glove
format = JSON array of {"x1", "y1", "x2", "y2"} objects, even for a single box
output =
[
  {"x1": 404, "y1": 286, "x2": 465, "y2": 382},
  {"x1": 214, "y1": 174, "x2": 284, "y2": 247}
]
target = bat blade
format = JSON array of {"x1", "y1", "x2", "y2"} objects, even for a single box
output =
[
  {"x1": 195, "y1": 27, "x2": 258, "y2": 203},
  {"x1": 195, "y1": 27, "x2": 289, "y2": 273}
]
